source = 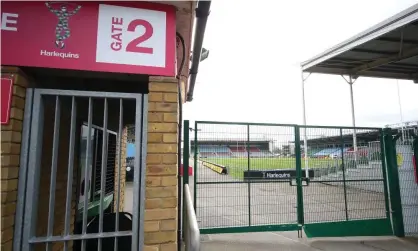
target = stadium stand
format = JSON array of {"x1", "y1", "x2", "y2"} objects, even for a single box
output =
[
  {"x1": 312, "y1": 147, "x2": 340, "y2": 158},
  {"x1": 198, "y1": 145, "x2": 217, "y2": 153},
  {"x1": 230, "y1": 146, "x2": 246, "y2": 152},
  {"x1": 249, "y1": 147, "x2": 261, "y2": 152},
  {"x1": 307, "y1": 148, "x2": 321, "y2": 157},
  {"x1": 191, "y1": 140, "x2": 276, "y2": 158},
  {"x1": 196, "y1": 145, "x2": 233, "y2": 157}
]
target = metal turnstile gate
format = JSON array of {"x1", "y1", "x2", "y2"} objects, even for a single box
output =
[{"x1": 14, "y1": 89, "x2": 148, "y2": 251}]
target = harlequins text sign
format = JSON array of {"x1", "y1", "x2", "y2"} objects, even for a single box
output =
[
  {"x1": 1, "y1": 1, "x2": 176, "y2": 76},
  {"x1": 243, "y1": 169, "x2": 314, "y2": 181}
]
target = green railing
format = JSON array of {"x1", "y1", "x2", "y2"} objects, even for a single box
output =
[
  {"x1": 183, "y1": 120, "x2": 402, "y2": 237},
  {"x1": 383, "y1": 128, "x2": 405, "y2": 237}
]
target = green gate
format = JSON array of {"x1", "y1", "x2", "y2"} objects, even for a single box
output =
[{"x1": 183, "y1": 121, "x2": 399, "y2": 237}]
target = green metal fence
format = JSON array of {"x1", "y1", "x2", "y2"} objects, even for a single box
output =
[
  {"x1": 301, "y1": 126, "x2": 392, "y2": 237},
  {"x1": 183, "y1": 120, "x2": 400, "y2": 237}
]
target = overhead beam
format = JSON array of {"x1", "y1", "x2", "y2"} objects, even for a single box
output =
[
  {"x1": 304, "y1": 66, "x2": 415, "y2": 80},
  {"x1": 409, "y1": 21, "x2": 418, "y2": 27},
  {"x1": 350, "y1": 47, "x2": 418, "y2": 73},
  {"x1": 351, "y1": 48, "x2": 395, "y2": 55},
  {"x1": 377, "y1": 37, "x2": 418, "y2": 45}
]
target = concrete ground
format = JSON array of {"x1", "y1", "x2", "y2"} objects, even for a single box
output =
[
  {"x1": 191, "y1": 160, "x2": 418, "y2": 250},
  {"x1": 122, "y1": 160, "x2": 418, "y2": 250},
  {"x1": 193, "y1": 160, "x2": 386, "y2": 228}
]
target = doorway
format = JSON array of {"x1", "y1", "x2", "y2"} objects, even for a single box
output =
[{"x1": 15, "y1": 88, "x2": 148, "y2": 251}]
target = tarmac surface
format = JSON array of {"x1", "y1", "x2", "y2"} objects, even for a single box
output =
[
  {"x1": 122, "y1": 160, "x2": 418, "y2": 250},
  {"x1": 200, "y1": 232, "x2": 418, "y2": 251},
  {"x1": 192, "y1": 160, "x2": 417, "y2": 251},
  {"x1": 193, "y1": 160, "x2": 386, "y2": 228}
]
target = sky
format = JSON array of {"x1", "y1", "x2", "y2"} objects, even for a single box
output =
[{"x1": 183, "y1": 0, "x2": 418, "y2": 128}]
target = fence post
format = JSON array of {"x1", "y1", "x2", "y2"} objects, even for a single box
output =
[
  {"x1": 340, "y1": 129, "x2": 349, "y2": 221},
  {"x1": 193, "y1": 121, "x2": 198, "y2": 211},
  {"x1": 413, "y1": 136, "x2": 418, "y2": 183},
  {"x1": 247, "y1": 124, "x2": 251, "y2": 226},
  {"x1": 383, "y1": 128, "x2": 405, "y2": 237},
  {"x1": 182, "y1": 120, "x2": 190, "y2": 240},
  {"x1": 183, "y1": 120, "x2": 190, "y2": 185},
  {"x1": 294, "y1": 125, "x2": 304, "y2": 226},
  {"x1": 379, "y1": 130, "x2": 391, "y2": 221}
]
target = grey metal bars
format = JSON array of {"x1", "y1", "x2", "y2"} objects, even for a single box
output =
[
  {"x1": 184, "y1": 184, "x2": 201, "y2": 251},
  {"x1": 81, "y1": 97, "x2": 94, "y2": 251},
  {"x1": 132, "y1": 95, "x2": 148, "y2": 251},
  {"x1": 16, "y1": 89, "x2": 148, "y2": 251},
  {"x1": 115, "y1": 99, "x2": 123, "y2": 251},
  {"x1": 64, "y1": 97, "x2": 77, "y2": 251},
  {"x1": 22, "y1": 89, "x2": 45, "y2": 251},
  {"x1": 46, "y1": 96, "x2": 61, "y2": 251},
  {"x1": 98, "y1": 98, "x2": 109, "y2": 251}
]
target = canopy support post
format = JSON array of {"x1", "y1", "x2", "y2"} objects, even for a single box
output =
[
  {"x1": 301, "y1": 71, "x2": 311, "y2": 178},
  {"x1": 342, "y1": 75, "x2": 358, "y2": 163}
]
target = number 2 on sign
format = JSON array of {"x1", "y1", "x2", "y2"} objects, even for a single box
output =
[{"x1": 110, "y1": 17, "x2": 153, "y2": 54}]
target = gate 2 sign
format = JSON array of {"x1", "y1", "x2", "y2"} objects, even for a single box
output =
[{"x1": 1, "y1": 2, "x2": 176, "y2": 76}]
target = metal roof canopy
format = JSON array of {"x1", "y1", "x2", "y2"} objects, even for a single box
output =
[
  {"x1": 301, "y1": 4, "x2": 418, "y2": 81},
  {"x1": 299, "y1": 4, "x2": 418, "y2": 174}
]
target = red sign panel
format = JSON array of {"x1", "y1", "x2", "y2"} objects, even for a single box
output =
[
  {"x1": 1, "y1": 1, "x2": 176, "y2": 76},
  {"x1": 1, "y1": 78, "x2": 13, "y2": 125}
]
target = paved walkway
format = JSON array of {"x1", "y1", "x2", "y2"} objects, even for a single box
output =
[
  {"x1": 192, "y1": 159, "x2": 386, "y2": 229},
  {"x1": 191, "y1": 159, "x2": 418, "y2": 250},
  {"x1": 201, "y1": 232, "x2": 418, "y2": 251}
]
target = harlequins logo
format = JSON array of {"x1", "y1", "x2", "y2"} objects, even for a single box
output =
[{"x1": 45, "y1": 2, "x2": 81, "y2": 49}]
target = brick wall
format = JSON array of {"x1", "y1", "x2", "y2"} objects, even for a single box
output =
[
  {"x1": 1, "y1": 68, "x2": 28, "y2": 251},
  {"x1": 114, "y1": 127, "x2": 127, "y2": 212},
  {"x1": 144, "y1": 77, "x2": 179, "y2": 251}
]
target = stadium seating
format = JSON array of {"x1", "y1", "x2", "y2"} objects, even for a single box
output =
[
  {"x1": 196, "y1": 144, "x2": 274, "y2": 158},
  {"x1": 313, "y1": 148, "x2": 340, "y2": 158},
  {"x1": 331, "y1": 147, "x2": 352, "y2": 157},
  {"x1": 307, "y1": 148, "x2": 321, "y2": 157},
  {"x1": 197, "y1": 145, "x2": 232, "y2": 157},
  {"x1": 230, "y1": 146, "x2": 246, "y2": 152},
  {"x1": 312, "y1": 147, "x2": 351, "y2": 158},
  {"x1": 249, "y1": 147, "x2": 261, "y2": 152},
  {"x1": 213, "y1": 146, "x2": 231, "y2": 152},
  {"x1": 229, "y1": 146, "x2": 262, "y2": 152},
  {"x1": 198, "y1": 145, "x2": 217, "y2": 153}
]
